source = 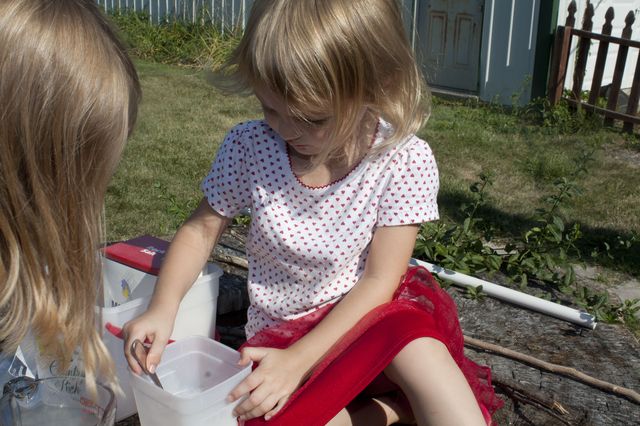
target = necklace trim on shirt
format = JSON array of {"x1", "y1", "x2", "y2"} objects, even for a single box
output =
[{"x1": 286, "y1": 121, "x2": 381, "y2": 190}]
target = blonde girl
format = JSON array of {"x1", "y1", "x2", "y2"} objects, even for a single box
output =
[
  {"x1": 124, "y1": 0, "x2": 500, "y2": 424},
  {"x1": 0, "y1": 0, "x2": 141, "y2": 390}
]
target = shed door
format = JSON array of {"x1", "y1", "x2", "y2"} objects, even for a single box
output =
[{"x1": 418, "y1": 0, "x2": 484, "y2": 92}]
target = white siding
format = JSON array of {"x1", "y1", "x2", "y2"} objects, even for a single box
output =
[{"x1": 558, "y1": 0, "x2": 640, "y2": 91}]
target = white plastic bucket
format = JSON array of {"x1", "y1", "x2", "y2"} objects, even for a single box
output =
[
  {"x1": 130, "y1": 336, "x2": 251, "y2": 426},
  {"x1": 96, "y1": 262, "x2": 223, "y2": 421}
]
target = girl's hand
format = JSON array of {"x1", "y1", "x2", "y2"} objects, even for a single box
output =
[
  {"x1": 229, "y1": 347, "x2": 310, "y2": 421},
  {"x1": 122, "y1": 308, "x2": 175, "y2": 375}
]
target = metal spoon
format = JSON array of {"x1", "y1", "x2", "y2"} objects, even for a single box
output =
[{"x1": 131, "y1": 339, "x2": 163, "y2": 389}]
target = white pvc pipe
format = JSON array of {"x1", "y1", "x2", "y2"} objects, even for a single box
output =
[{"x1": 410, "y1": 258, "x2": 597, "y2": 329}]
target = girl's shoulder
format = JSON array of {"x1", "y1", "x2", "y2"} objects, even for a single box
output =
[
  {"x1": 398, "y1": 134, "x2": 434, "y2": 158},
  {"x1": 219, "y1": 120, "x2": 279, "y2": 157},
  {"x1": 224, "y1": 119, "x2": 270, "y2": 141},
  {"x1": 375, "y1": 119, "x2": 435, "y2": 165}
]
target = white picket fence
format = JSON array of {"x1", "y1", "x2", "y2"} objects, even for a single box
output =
[
  {"x1": 96, "y1": 0, "x2": 418, "y2": 38},
  {"x1": 95, "y1": 0, "x2": 250, "y2": 32}
]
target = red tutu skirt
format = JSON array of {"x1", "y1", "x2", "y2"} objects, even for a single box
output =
[{"x1": 242, "y1": 266, "x2": 503, "y2": 425}]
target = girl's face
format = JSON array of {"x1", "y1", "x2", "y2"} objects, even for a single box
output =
[{"x1": 254, "y1": 86, "x2": 333, "y2": 157}]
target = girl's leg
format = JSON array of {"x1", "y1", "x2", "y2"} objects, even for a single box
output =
[
  {"x1": 326, "y1": 393, "x2": 415, "y2": 426},
  {"x1": 384, "y1": 337, "x2": 486, "y2": 426}
]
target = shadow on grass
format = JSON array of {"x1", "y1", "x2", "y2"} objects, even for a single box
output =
[{"x1": 438, "y1": 190, "x2": 640, "y2": 278}]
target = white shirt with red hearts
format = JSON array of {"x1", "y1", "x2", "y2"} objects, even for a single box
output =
[{"x1": 202, "y1": 119, "x2": 439, "y2": 338}]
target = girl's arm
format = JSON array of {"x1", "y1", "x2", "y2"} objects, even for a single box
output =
[
  {"x1": 123, "y1": 198, "x2": 230, "y2": 374},
  {"x1": 230, "y1": 224, "x2": 420, "y2": 420}
]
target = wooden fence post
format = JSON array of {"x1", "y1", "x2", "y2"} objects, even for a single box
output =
[
  {"x1": 588, "y1": 8, "x2": 614, "y2": 106},
  {"x1": 571, "y1": 2, "x2": 594, "y2": 101},
  {"x1": 623, "y1": 12, "x2": 639, "y2": 133},
  {"x1": 605, "y1": 11, "x2": 635, "y2": 126},
  {"x1": 565, "y1": 0, "x2": 576, "y2": 27},
  {"x1": 548, "y1": 2, "x2": 577, "y2": 106}
]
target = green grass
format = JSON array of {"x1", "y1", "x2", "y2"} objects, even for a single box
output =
[
  {"x1": 422, "y1": 100, "x2": 628, "y2": 226},
  {"x1": 420, "y1": 98, "x2": 640, "y2": 275},
  {"x1": 105, "y1": 60, "x2": 260, "y2": 239},
  {"x1": 106, "y1": 61, "x2": 639, "y2": 276}
]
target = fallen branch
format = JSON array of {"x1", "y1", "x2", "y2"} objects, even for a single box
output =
[
  {"x1": 492, "y1": 379, "x2": 574, "y2": 425},
  {"x1": 226, "y1": 228, "x2": 249, "y2": 249},
  {"x1": 464, "y1": 335, "x2": 640, "y2": 405},
  {"x1": 213, "y1": 252, "x2": 249, "y2": 269}
]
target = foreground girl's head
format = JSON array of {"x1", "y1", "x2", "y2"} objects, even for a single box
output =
[
  {"x1": 225, "y1": 0, "x2": 429, "y2": 161},
  {"x1": 0, "y1": 0, "x2": 141, "y2": 387}
]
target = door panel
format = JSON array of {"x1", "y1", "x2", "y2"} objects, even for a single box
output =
[
  {"x1": 454, "y1": 14, "x2": 474, "y2": 66},
  {"x1": 427, "y1": 12, "x2": 447, "y2": 61},
  {"x1": 419, "y1": 0, "x2": 484, "y2": 92}
]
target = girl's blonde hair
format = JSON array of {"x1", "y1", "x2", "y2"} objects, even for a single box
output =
[
  {"x1": 222, "y1": 0, "x2": 429, "y2": 163},
  {"x1": 0, "y1": 0, "x2": 140, "y2": 390}
]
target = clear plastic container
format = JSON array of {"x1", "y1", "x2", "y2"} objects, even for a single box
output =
[
  {"x1": 130, "y1": 336, "x2": 251, "y2": 426},
  {"x1": 0, "y1": 376, "x2": 115, "y2": 426}
]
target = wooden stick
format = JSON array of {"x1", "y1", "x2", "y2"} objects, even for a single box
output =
[
  {"x1": 464, "y1": 335, "x2": 640, "y2": 405},
  {"x1": 492, "y1": 379, "x2": 574, "y2": 425},
  {"x1": 227, "y1": 228, "x2": 248, "y2": 248},
  {"x1": 213, "y1": 252, "x2": 249, "y2": 269}
]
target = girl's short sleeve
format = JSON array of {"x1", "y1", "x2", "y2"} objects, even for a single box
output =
[
  {"x1": 200, "y1": 124, "x2": 252, "y2": 218},
  {"x1": 377, "y1": 139, "x2": 439, "y2": 226}
]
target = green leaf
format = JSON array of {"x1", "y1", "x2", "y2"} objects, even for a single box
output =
[
  {"x1": 435, "y1": 244, "x2": 449, "y2": 257},
  {"x1": 542, "y1": 254, "x2": 555, "y2": 270},
  {"x1": 486, "y1": 255, "x2": 502, "y2": 271},
  {"x1": 521, "y1": 257, "x2": 536, "y2": 270},
  {"x1": 552, "y1": 215, "x2": 565, "y2": 232},
  {"x1": 546, "y1": 224, "x2": 562, "y2": 242}
]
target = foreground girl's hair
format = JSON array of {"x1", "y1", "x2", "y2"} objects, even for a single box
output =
[
  {"x1": 0, "y1": 0, "x2": 141, "y2": 389},
  {"x1": 222, "y1": 0, "x2": 430, "y2": 162}
]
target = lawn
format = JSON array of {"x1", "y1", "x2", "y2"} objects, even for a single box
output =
[
  {"x1": 106, "y1": 60, "x2": 640, "y2": 279},
  {"x1": 105, "y1": 60, "x2": 261, "y2": 239}
]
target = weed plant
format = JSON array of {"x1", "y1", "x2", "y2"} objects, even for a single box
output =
[
  {"x1": 110, "y1": 11, "x2": 240, "y2": 68},
  {"x1": 423, "y1": 96, "x2": 639, "y2": 274},
  {"x1": 413, "y1": 168, "x2": 639, "y2": 330}
]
